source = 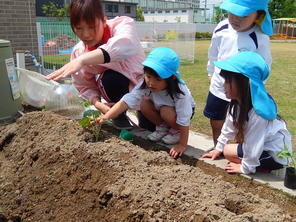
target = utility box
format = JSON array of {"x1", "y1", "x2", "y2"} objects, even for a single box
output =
[{"x1": 0, "y1": 39, "x2": 23, "y2": 121}]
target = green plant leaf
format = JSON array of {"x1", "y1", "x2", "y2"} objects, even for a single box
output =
[
  {"x1": 79, "y1": 117, "x2": 90, "y2": 127},
  {"x1": 83, "y1": 110, "x2": 101, "y2": 118},
  {"x1": 80, "y1": 100, "x2": 91, "y2": 107},
  {"x1": 278, "y1": 146, "x2": 292, "y2": 158},
  {"x1": 91, "y1": 110, "x2": 101, "y2": 118}
]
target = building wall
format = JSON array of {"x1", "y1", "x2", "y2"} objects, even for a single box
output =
[
  {"x1": 36, "y1": 0, "x2": 138, "y2": 20},
  {"x1": 0, "y1": 0, "x2": 38, "y2": 57},
  {"x1": 104, "y1": 2, "x2": 137, "y2": 19},
  {"x1": 143, "y1": 9, "x2": 193, "y2": 23}
]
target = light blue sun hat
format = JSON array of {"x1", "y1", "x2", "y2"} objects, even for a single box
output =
[
  {"x1": 214, "y1": 51, "x2": 277, "y2": 120},
  {"x1": 142, "y1": 47, "x2": 185, "y2": 84},
  {"x1": 220, "y1": 0, "x2": 273, "y2": 36}
]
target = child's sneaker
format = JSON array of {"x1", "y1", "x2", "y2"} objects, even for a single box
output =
[
  {"x1": 147, "y1": 123, "x2": 169, "y2": 142},
  {"x1": 161, "y1": 128, "x2": 180, "y2": 145}
]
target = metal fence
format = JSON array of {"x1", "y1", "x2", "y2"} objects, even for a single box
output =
[
  {"x1": 36, "y1": 21, "x2": 79, "y2": 74},
  {"x1": 36, "y1": 21, "x2": 197, "y2": 74},
  {"x1": 136, "y1": 22, "x2": 196, "y2": 62}
]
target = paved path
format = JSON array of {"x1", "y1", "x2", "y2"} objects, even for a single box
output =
[{"x1": 127, "y1": 112, "x2": 296, "y2": 197}]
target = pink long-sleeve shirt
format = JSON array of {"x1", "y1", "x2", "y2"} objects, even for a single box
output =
[{"x1": 71, "y1": 16, "x2": 145, "y2": 102}]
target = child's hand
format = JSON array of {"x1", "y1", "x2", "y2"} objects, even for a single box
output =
[
  {"x1": 201, "y1": 149, "x2": 221, "y2": 160},
  {"x1": 95, "y1": 114, "x2": 106, "y2": 126},
  {"x1": 208, "y1": 76, "x2": 212, "y2": 84},
  {"x1": 169, "y1": 144, "x2": 187, "y2": 158},
  {"x1": 224, "y1": 162, "x2": 241, "y2": 174},
  {"x1": 45, "y1": 57, "x2": 83, "y2": 81}
]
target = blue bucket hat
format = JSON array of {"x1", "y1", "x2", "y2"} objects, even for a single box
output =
[
  {"x1": 142, "y1": 47, "x2": 185, "y2": 84},
  {"x1": 220, "y1": 0, "x2": 273, "y2": 36},
  {"x1": 214, "y1": 51, "x2": 277, "y2": 120}
]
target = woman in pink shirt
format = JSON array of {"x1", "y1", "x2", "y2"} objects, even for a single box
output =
[{"x1": 46, "y1": 0, "x2": 149, "y2": 130}]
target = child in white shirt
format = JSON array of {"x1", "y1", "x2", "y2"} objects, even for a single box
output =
[
  {"x1": 97, "y1": 47, "x2": 196, "y2": 158},
  {"x1": 204, "y1": 0, "x2": 273, "y2": 146},
  {"x1": 202, "y1": 51, "x2": 292, "y2": 174}
]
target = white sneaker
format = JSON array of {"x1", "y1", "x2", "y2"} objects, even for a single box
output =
[
  {"x1": 161, "y1": 128, "x2": 180, "y2": 145},
  {"x1": 147, "y1": 123, "x2": 169, "y2": 142}
]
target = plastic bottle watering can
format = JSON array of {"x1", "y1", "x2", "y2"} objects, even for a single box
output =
[
  {"x1": 45, "y1": 83, "x2": 84, "y2": 119},
  {"x1": 17, "y1": 68, "x2": 84, "y2": 119}
]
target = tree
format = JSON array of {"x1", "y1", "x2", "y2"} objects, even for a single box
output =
[
  {"x1": 42, "y1": 2, "x2": 69, "y2": 20},
  {"x1": 268, "y1": 0, "x2": 296, "y2": 18},
  {"x1": 175, "y1": 16, "x2": 181, "y2": 23},
  {"x1": 136, "y1": 8, "x2": 144, "y2": 21},
  {"x1": 213, "y1": 6, "x2": 227, "y2": 23}
]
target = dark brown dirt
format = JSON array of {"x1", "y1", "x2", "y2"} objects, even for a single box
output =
[{"x1": 0, "y1": 111, "x2": 295, "y2": 222}]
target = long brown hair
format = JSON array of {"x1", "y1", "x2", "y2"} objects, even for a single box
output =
[
  {"x1": 69, "y1": 0, "x2": 104, "y2": 33},
  {"x1": 220, "y1": 70, "x2": 252, "y2": 143}
]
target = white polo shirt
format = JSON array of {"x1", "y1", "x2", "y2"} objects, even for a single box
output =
[
  {"x1": 208, "y1": 19, "x2": 272, "y2": 101},
  {"x1": 216, "y1": 108, "x2": 292, "y2": 174}
]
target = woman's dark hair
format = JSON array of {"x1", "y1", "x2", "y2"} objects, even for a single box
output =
[
  {"x1": 69, "y1": 0, "x2": 104, "y2": 33},
  {"x1": 220, "y1": 69, "x2": 252, "y2": 143},
  {"x1": 141, "y1": 66, "x2": 184, "y2": 99}
]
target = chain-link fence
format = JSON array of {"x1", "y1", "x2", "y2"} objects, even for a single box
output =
[
  {"x1": 36, "y1": 21, "x2": 196, "y2": 74},
  {"x1": 37, "y1": 21, "x2": 79, "y2": 74}
]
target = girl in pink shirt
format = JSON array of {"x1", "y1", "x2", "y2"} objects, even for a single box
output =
[{"x1": 46, "y1": 0, "x2": 146, "y2": 129}]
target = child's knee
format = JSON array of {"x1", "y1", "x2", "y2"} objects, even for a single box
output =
[
  {"x1": 160, "y1": 106, "x2": 176, "y2": 122},
  {"x1": 140, "y1": 97, "x2": 154, "y2": 111}
]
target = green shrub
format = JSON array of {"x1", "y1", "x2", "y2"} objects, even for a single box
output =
[{"x1": 195, "y1": 32, "x2": 212, "y2": 39}]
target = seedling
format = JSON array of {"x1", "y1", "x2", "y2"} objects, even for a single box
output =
[
  {"x1": 79, "y1": 100, "x2": 104, "y2": 141},
  {"x1": 79, "y1": 109, "x2": 102, "y2": 141},
  {"x1": 278, "y1": 146, "x2": 296, "y2": 174},
  {"x1": 81, "y1": 100, "x2": 92, "y2": 107}
]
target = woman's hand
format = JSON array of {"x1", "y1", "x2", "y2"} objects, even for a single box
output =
[
  {"x1": 46, "y1": 49, "x2": 104, "y2": 81},
  {"x1": 201, "y1": 149, "x2": 221, "y2": 160},
  {"x1": 45, "y1": 57, "x2": 84, "y2": 81},
  {"x1": 93, "y1": 101, "x2": 111, "y2": 114},
  {"x1": 169, "y1": 144, "x2": 187, "y2": 158},
  {"x1": 224, "y1": 162, "x2": 242, "y2": 173}
]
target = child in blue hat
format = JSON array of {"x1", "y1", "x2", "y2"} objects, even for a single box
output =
[
  {"x1": 97, "y1": 47, "x2": 196, "y2": 158},
  {"x1": 202, "y1": 51, "x2": 292, "y2": 174},
  {"x1": 204, "y1": 0, "x2": 273, "y2": 147}
]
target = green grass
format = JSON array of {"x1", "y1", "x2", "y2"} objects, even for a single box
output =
[
  {"x1": 180, "y1": 40, "x2": 296, "y2": 148},
  {"x1": 44, "y1": 54, "x2": 70, "y2": 69}
]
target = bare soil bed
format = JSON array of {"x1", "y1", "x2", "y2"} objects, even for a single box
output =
[{"x1": 0, "y1": 111, "x2": 295, "y2": 222}]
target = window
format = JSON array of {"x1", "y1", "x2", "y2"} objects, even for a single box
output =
[
  {"x1": 106, "y1": 4, "x2": 113, "y2": 13},
  {"x1": 106, "y1": 4, "x2": 118, "y2": 13},
  {"x1": 173, "y1": 10, "x2": 178, "y2": 13},
  {"x1": 144, "y1": 11, "x2": 148, "y2": 14},
  {"x1": 165, "y1": 10, "x2": 170, "y2": 13},
  {"x1": 158, "y1": 10, "x2": 162, "y2": 13},
  {"x1": 182, "y1": 10, "x2": 187, "y2": 13},
  {"x1": 113, "y1": 5, "x2": 118, "y2": 13},
  {"x1": 125, "y1": 5, "x2": 131, "y2": 14},
  {"x1": 150, "y1": 11, "x2": 155, "y2": 14}
]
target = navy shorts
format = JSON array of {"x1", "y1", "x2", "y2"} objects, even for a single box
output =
[
  {"x1": 203, "y1": 92, "x2": 229, "y2": 120},
  {"x1": 237, "y1": 144, "x2": 283, "y2": 171}
]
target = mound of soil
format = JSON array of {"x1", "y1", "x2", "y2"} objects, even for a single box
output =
[
  {"x1": 0, "y1": 111, "x2": 295, "y2": 222},
  {"x1": 46, "y1": 34, "x2": 77, "y2": 50}
]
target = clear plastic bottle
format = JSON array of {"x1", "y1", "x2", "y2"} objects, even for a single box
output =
[{"x1": 45, "y1": 84, "x2": 85, "y2": 119}]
